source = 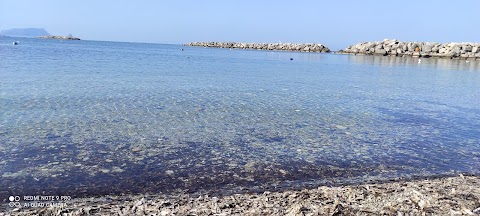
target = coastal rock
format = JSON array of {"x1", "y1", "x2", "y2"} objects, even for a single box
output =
[
  {"x1": 338, "y1": 39, "x2": 480, "y2": 59},
  {"x1": 186, "y1": 42, "x2": 331, "y2": 53},
  {"x1": 37, "y1": 35, "x2": 80, "y2": 40},
  {"x1": 472, "y1": 46, "x2": 479, "y2": 53},
  {"x1": 422, "y1": 43, "x2": 433, "y2": 52},
  {"x1": 374, "y1": 48, "x2": 387, "y2": 55},
  {"x1": 463, "y1": 45, "x2": 472, "y2": 52}
]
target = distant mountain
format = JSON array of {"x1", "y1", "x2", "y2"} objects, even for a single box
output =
[{"x1": 0, "y1": 28, "x2": 51, "y2": 37}]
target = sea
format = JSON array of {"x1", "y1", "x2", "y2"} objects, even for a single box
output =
[{"x1": 0, "y1": 37, "x2": 479, "y2": 200}]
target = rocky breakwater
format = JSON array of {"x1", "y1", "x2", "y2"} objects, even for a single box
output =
[
  {"x1": 338, "y1": 39, "x2": 480, "y2": 59},
  {"x1": 37, "y1": 35, "x2": 80, "y2": 40},
  {"x1": 186, "y1": 42, "x2": 330, "y2": 53}
]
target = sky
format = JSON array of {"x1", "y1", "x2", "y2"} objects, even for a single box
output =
[{"x1": 1, "y1": 0, "x2": 479, "y2": 50}]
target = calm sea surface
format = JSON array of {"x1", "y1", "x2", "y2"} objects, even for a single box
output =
[{"x1": 0, "y1": 37, "x2": 479, "y2": 198}]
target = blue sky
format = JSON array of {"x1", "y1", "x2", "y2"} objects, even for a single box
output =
[{"x1": 1, "y1": 0, "x2": 479, "y2": 50}]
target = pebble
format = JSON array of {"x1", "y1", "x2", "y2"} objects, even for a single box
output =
[
  {"x1": 2, "y1": 172, "x2": 23, "y2": 178},
  {"x1": 112, "y1": 167, "x2": 124, "y2": 173},
  {"x1": 165, "y1": 170, "x2": 174, "y2": 175},
  {"x1": 244, "y1": 161, "x2": 258, "y2": 172}
]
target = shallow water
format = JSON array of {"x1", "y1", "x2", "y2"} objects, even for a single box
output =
[{"x1": 0, "y1": 37, "x2": 479, "y2": 199}]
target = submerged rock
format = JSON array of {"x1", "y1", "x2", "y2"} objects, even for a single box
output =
[{"x1": 165, "y1": 170, "x2": 174, "y2": 175}]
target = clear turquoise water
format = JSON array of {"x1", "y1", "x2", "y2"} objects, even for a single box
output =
[{"x1": 0, "y1": 37, "x2": 479, "y2": 198}]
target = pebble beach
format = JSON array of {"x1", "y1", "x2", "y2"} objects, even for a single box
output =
[{"x1": 2, "y1": 175, "x2": 479, "y2": 215}]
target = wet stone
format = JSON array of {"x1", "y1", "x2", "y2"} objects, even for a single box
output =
[
  {"x1": 165, "y1": 170, "x2": 174, "y2": 176},
  {"x1": 112, "y1": 167, "x2": 124, "y2": 173},
  {"x1": 244, "y1": 161, "x2": 258, "y2": 172}
]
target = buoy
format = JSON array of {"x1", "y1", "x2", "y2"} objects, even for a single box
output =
[{"x1": 418, "y1": 59, "x2": 422, "y2": 64}]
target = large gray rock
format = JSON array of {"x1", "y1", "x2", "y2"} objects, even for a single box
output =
[
  {"x1": 384, "y1": 39, "x2": 399, "y2": 46},
  {"x1": 365, "y1": 42, "x2": 376, "y2": 49},
  {"x1": 422, "y1": 44, "x2": 433, "y2": 52},
  {"x1": 473, "y1": 46, "x2": 479, "y2": 53},
  {"x1": 375, "y1": 49, "x2": 387, "y2": 55},
  {"x1": 451, "y1": 45, "x2": 461, "y2": 55},
  {"x1": 444, "y1": 51, "x2": 457, "y2": 57},
  {"x1": 462, "y1": 45, "x2": 472, "y2": 52},
  {"x1": 407, "y1": 43, "x2": 415, "y2": 52}
]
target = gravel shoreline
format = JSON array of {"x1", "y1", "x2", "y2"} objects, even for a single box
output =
[{"x1": 2, "y1": 175, "x2": 479, "y2": 215}]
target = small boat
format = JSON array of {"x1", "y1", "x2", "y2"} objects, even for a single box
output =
[{"x1": 13, "y1": 41, "x2": 19, "y2": 45}]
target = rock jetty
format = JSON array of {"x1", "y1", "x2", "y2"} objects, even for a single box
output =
[
  {"x1": 37, "y1": 35, "x2": 80, "y2": 40},
  {"x1": 186, "y1": 42, "x2": 330, "y2": 53},
  {"x1": 338, "y1": 39, "x2": 480, "y2": 59}
]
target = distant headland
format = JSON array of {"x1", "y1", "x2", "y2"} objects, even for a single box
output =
[
  {"x1": 186, "y1": 42, "x2": 331, "y2": 53},
  {"x1": 338, "y1": 39, "x2": 480, "y2": 60},
  {"x1": 37, "y1": 35, "x2": 81, "y2": 40},
  {"x1": 0, "y1": 28, "x2": 50, "y2": 38},
  {"x1": 0, "y1": 28, "x2": 80, "y2": 40}
]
